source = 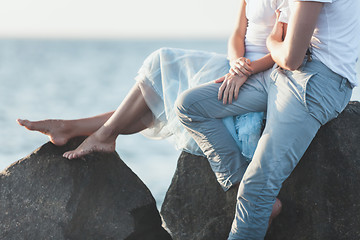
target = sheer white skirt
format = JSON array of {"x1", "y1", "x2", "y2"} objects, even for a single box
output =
[{"x1": 135, "y1": 47, "x2": 264, "y2": 160}]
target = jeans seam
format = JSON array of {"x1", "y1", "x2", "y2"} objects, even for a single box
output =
[{"x1": 246, "y1": 112, "x2": 313, "y2": 228}]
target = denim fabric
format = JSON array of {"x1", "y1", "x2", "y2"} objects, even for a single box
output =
[
  {"x1": 175, "y1": 59, "x2": 352, "y2": 239},
  {"x1": 136, "y1": 47, "x2": 266, "y2": 158},
  {"x1": 176, "y1": 69, "x2": 272, "y2": 191}
]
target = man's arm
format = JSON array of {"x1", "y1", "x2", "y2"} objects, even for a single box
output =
[{"x1": 266, "y1": 2, "x2": 323, "y2": 70}]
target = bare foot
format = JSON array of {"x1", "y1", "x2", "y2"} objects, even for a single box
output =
[
  {"x1": 269, "y1": 198, "x2": 282, "y2": 226},
  {"x1": 17, "y1": 119, "x2": 73, "y2": 146},
  {"x1": 62, "y1": 132, "x2": 116, "y2": 159}
]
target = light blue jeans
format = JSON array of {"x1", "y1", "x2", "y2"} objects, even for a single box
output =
[{"x1": 175, "y1": 59, "x2": 352, "y2": 239}]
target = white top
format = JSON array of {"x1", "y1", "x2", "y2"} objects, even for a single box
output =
[
  {"x1": 245, "y1": 0, "x2": 290, "y2": 61},
  {"x1": 296, "y1": 0, "x2": 360, "y2": 87}
]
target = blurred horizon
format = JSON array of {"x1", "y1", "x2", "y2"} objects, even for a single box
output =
[
  {"x1": 0, "y1": 0, "x2": 240, "y2": 39},
  {"x1": 0, "y1": 36, "x2": 230, "y2": 41}
]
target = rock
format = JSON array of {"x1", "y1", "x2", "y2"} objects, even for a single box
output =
[
  {"x1": 266, "y1": 101, "x2": 360, "y2": 240},
  {"x1": 0, "y1": 137, "x2": 172, "y2": 240},
  {"x1": 161, "y1": 151, "x2": 237, "y2": 240},
  {"x1": 161, "y1": 101, "x2": 360, "y2": 240}
]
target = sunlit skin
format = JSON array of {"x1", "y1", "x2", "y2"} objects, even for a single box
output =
[
  {"x1": 17, "y1": 0, "x2": 287, "y2": 225},
  {"x1": 17, "y1": 83, "x2": 153, "y2": 158},
  {"x1": 17, "y1": 113, "x2": 113, "y2": 146},
  {"x1": 266, "y1": 2, "x2": 323, "y2": 70},
  {"x1": 216, "y1": 0, "x2": 278, "y2": 105}
]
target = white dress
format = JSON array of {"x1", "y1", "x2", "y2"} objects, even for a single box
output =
[{"x1": 135, "y1": 0, "x2": 290, "y2": 159}]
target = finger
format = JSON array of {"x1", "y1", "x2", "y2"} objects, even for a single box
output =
[
  {"x1": 237, "y1": 61, "x2": 254, "y2": 73},
  {"x1": 218, "y1": 81, "x2": 226, "y2": 100},
  {"x1": 231, "y1": 66, "x2": 241, "y2": 75},
  {"x1": 239, "y1": 67, "x2": 252, "y2": 77},
  {"x1": 218, "y1": 84, "x2": 224, "y2": 100},
  {"x1": 228, "y1": 85, "x2": 235, "y2": 104},
  {"x1": 235, "y1": 64, "x2": 252, "y2": 77},
  {"x1": 215, "y1": 76, "x2": 225, "y2": 83},
  {"x1": 234, "y1": 83, "x2": 240, "y2": 100},
  {"x1": 229, "y1": 68, "x2": 237, "y2": 76},
  {"x1": 222, "y1": 85, "x2": 231, "y2": 104}
]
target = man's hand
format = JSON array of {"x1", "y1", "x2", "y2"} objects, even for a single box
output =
[{"x1": 268, "y1": 10, "x2": 285, "y2": 42}]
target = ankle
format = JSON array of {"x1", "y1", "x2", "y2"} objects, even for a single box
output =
[
  {"x1": 95, "y1": 126, "x2": 118, "y2": 142},
  {"x1": 61, "y1": 120, "x2": 77, "y2": 136}
]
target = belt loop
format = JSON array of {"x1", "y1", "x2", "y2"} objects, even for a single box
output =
[
  {"x1": 306, "y1": 46, "x2": 313, "y2": 63},
  {"x1": 340, "y1": 77, "x2": 348, "y2": 91},
  {"x1": 299, "y1": 57, "x2": 307, "y2": 71}
]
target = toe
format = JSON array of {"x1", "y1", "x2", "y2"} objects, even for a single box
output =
[
  {"x1": 17, "y1": 119, "x2": 26, "y2": 126},
  {"x1": 63, "y1": 151, "x2": 71, "y2": 159},
  {"x1": 69, "y1": 152, "x2": 77, "y2": 160}
]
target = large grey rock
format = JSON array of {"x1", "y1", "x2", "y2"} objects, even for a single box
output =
[
  {"x1": 161, "y1": 152, "x2": 237, "y2": 240},
  {"x1": 266, "y1": 101, "x2": 360, "y2": 240},
  {"x1": 0, "y1": 137, "x2": 172, "y2": 240},
  {"x1": 161, "y1": 101, "x2": 360, "y2": 240}
]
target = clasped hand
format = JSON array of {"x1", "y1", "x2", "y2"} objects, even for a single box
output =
[
  {"x1": 215, "y1": 57, "x2": 253, "y2": 104},
  {"x1": 230, "y1": 57, "x2": 253, "y2": 77}
]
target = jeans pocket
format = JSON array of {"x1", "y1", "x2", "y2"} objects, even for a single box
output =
[
  {"x1": 281, "y1": 69, "x2": 317, "y2": 111},
  {"x1": 306, "y1": 75, "x2": 352, "y2": 125}
]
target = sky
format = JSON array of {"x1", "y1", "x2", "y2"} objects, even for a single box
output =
[{"x1": 0, "y1": 0, "x2": 240, "y2": 39}]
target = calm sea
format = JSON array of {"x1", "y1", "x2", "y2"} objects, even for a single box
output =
[{"x1": 1, "y1": 39, "x2": 359, "y2": 208}]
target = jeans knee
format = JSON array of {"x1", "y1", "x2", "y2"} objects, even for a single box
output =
[{"x1": 175, "y1": 90, "x2": 191, "y2": 121}]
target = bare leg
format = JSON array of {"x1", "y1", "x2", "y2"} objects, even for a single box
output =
[
  {"x1": 63, "y1": 84, "x2": 153, "y2": 159},
  {"x1": 17, "y1": 112, "x2": 114, "y2": 146},
  {"x1": 18, "y1": 83, "x2": 153, "y2": 147}
]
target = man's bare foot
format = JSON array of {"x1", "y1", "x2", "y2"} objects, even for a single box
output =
[
  {"x1": 269, "y1": 198, "x2": 282, "y2": 226},
  {"x1": 17, "y1": 119, "x2": 73, "y2": 146},
  {"x1": 62, "y1": 132, "x2": 116, "y2": 160}
]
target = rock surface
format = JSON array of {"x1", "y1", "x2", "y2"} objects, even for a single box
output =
[
  {"x1": 0, "y1": 137, "x2": 171, "y2": 240},
  {"x1": 161, "y1": 101, "x2": 360, "y2": 240},
  {"x1": 161, "y1": 152, "x2": 237, "y2": 240},
  {"x1": 266, "y1": 101, "x2": 360, "y2": 240}
]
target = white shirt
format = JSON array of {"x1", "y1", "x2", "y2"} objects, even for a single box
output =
[
  {"x1": 296, "y1": 0, "x2": 360, "y2": 87},
  {"x1": 244, "y1": 0, "x2": 290, "y2": 61}
]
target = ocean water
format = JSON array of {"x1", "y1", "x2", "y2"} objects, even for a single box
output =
[
  {"x1": 0, "y1": 38, "x2": 229, "y2": 208},
  {"x1": 1, "y1": 39, "x2": 359, "y2": 208}
]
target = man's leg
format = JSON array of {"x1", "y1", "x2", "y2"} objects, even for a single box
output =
[
  {"x1": 176, "y1": 73, "x2": 269, "y2": 190},
  {"x1": 228, "y1": 63, "x2": 352, "y2": 239}
]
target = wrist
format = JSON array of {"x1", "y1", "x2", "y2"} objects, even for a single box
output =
[{"x1": 227, "y1": 56, "x2": 237, "y2": 68}]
